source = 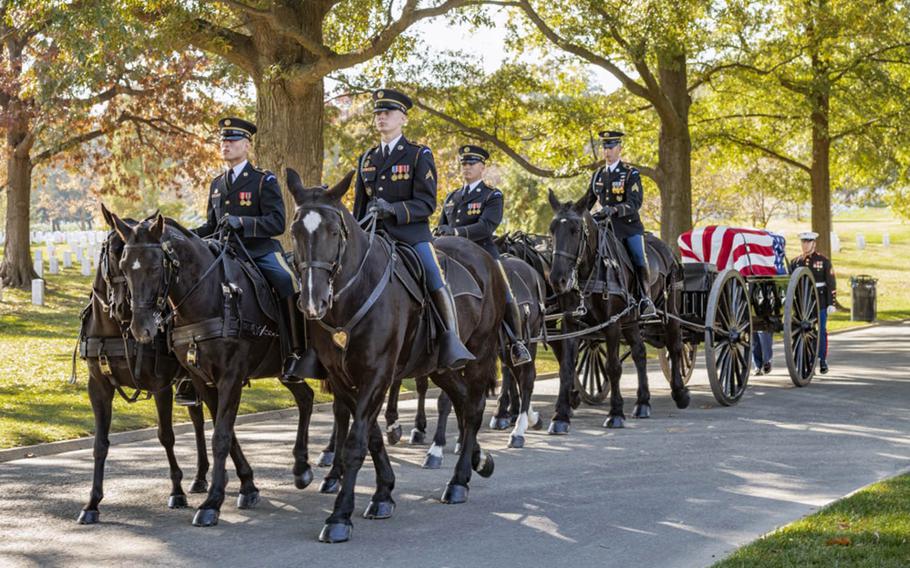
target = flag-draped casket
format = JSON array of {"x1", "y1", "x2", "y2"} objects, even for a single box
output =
[{"x1": 677, "y1": 226, "x2": 787, "y2": 276}]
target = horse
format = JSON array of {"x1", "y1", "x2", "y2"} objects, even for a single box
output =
[
  {"x1": 287, "y1": 169, "x2": 503, "y2": 543},
  {"x1": 546, "y1": 190, "x2": 690, "y2": 431},
  {"x1": 77, "y1": 214, "x2": 209, "y2": 524},
  {"x1": 106, "y1": 210, "x2": 317, "y2": 527}
]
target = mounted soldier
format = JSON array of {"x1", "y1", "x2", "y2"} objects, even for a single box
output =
[
  {"x1": 352, "y1": 88, "x2": 474, "y2": 370},
  {"x1": 177, "y1": 117, "x2": 323, "y2": 405},
  {"x1": 585, "y1": 130, "x2": 656, "y2": 318},
  {"x1": 436, "y1": 144, "x2": 532, "y2": 366}
]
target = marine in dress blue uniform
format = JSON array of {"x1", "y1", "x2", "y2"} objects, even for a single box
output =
[
  {"x1": 789, "y1": 231, "x2": 837, "y2": 374},
  {"x1": 585, "y1": 130, "x2": 656, "y2": 317},
  {"x1": 436, "y1": 145, "x2": 532, "y2": 366},
  {"x1": 352, "y1": 89, "x2": 474, "y2": 370}
]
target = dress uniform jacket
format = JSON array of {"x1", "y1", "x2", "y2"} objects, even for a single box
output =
[
  {"x1": 352, "y1": 136, "x2": 438, "y2": 245},
  {"x1": 586, "y1": 161, "x2": 645, "y2": 240},
  {"x1": 790, "y1": 252, "x2": 837, "y2": 308},
  {"x1": 193, "y1": 163, "x2": 285, "y2": 259},
  {"x1": 438, "y1": 181, "x2": 503, "y2": 258}
]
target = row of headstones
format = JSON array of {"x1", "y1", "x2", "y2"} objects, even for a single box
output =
[
  {"x1": 829, "y1": 232, "x2": 890, "y2": 253},
  {"x1": 23, "y1": 230, "x2": 108, "y2": 246},
  {"x1": 32, "y1": 247, "x2": 100, "y2": 278}
]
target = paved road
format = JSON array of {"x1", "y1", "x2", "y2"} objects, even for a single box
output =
[{"x1": 2, "y1": 323, "x2": 909, "y2": 567}]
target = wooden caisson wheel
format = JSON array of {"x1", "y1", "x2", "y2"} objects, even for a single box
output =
[
  {"x1": 574, "y1": 338, "x2": 610, "y2": 406},
  {"x1": 704, "y1": 269, "x2": 752, "y2": 406},
  {"x1": 658, "y1": 341, "x2": 697, "y2": 386},
  {"x1": 784, "y1": 267, "x2": 821, "y2": 387}
]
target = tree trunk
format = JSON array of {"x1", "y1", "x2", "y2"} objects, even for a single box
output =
[
  {"x1": 655, "y1": 59, "x2": 693, "y2": 251},
  {"x1": 1, "y1": 150, "x2": 37, "y2": 289},
  {"x1": 809, "y1": 83, "x2": 832, "y2": 257}
]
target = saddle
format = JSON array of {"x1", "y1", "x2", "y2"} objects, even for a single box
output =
[{"x1": 499, "y1": 255, "x2": 539, "y2": 309}]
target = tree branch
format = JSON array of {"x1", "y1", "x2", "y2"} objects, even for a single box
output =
[
  {"x1": 717, "y1": 133, "x2": 810, "y2": 173},
  {"x1": 214, "y1": 0, "x2": 334, "y2": 58}
]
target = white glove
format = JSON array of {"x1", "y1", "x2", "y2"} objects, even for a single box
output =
[{"x1": 827, "y1": 305, "x2": 836, "y2": 315}]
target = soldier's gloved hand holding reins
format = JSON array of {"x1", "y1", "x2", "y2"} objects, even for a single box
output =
[
  {"x1": 593, "y1": 206, "x2": 617, "y2": 221},
  {"x1": 370, "y1": 198, "x2": 396, "y2": 220},
  {"x1": 220, "y1": 214, "x2": 243, "y2": 232},
  {"x1": 436, "y1": 225, "x2": 456, "y2": 237}
]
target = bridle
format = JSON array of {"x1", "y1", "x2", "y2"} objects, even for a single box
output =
[
  {"x1": 551, "y1": 212, "x2": 592, "y2": 291},
  {"x1": 95, "y1": 235, "x2": 130, "y2": 319}
]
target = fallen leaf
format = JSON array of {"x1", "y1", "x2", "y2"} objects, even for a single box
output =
[{"x1": 826, "y1": 537, "x2": 852, "y2": 546}]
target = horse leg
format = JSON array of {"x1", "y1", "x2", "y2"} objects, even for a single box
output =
[
  {"x1": 384, "y1": 377, "x2": 403, "y2": 446},
  {"x1": 282, "y1": 380, "x2": 316, "y2": 489},
  {"x1": 193, "y1": 376, "x2": 255, "y2": 527},
  {"x1": 186, "y1": 402, "x2": 209, "y2": 493},
  {"x1": 508, "y1": 370, "x2": 521, "y2": 425},
  {"x1": 320, "y1": 401, "x2": 349, "y2": 494},
  {"x1": 490, "y1": 363, "x2": 513, "y2": 430},
  {"x1": 196, "y1": 382, "x2": 256, "y2": 498},
  {"x1": 78, "y1": 375, "x2": 114, "y2": 524},
  {"x1": 509, "y1": 347, "x2": 541, "y2": 448},
  {"x1": 152, "y1": 387, "x2": 188, "y2": 509},
  {"x1": 362, "y1": 419, "x2": 396, "y2": 520},
  {"x1": 318, "y1": 415, "x2": 337, "y2": 468},
  {"x1": 548, "y1": 338, "x2": 578, "y2": 435},
  {"x1": 318, "y1": 381, "x2": 387, "y2": 543},
  {"x1": 409, "y1": 376, "x2": 429, "y2": 444},
  {"x1": 439, "y1": 369, "x2": 492, "y2": 504},
  {"x1": 603, "y1": 328, "x2": 626, "y2": 429},
  {"x1": 624, "y1": 325, "x2": 651, "y2": 419},
  {"x1": 422, "y1": 391, "x2": 452, "y2": 469},
  {"x1": 667, "y1": 320, "x2": 691, "y2": 409}
]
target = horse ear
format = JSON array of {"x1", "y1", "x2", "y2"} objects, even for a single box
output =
[
  {"x1": 547, "y1": 188, "x2": 562, "y2": 212},
  {"x1": 574, "y1": 190, "x2": 596, "y2": 213},
  {"x1": 286, "y1": 168, "x2": 306, "y2": 205},
  {"x1": 143, "y1": 209, "x2": 160, "y2": 222},
  {"x1": 108, "y1": 209, "x2": 133, "y2": 242},
  {"x1": 326, "y1": 170, "x2": 355, "y2": 201},
  {"x1": 149, "y1": 213, "x2": 165, "y2": 240},
  {"x1": 100, "y1": 202, "x2": 115, "y2": 229}
]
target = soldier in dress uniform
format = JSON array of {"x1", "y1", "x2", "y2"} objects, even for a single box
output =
[
  {"x1": 585, "y1": 130, "x2": 656, "y2": 317},
  {"x1": 790, "y1": 231, "x2": 836, "y2": 374},
  {"x1": 436, "y1": 144, "x2": 532, "y2": 366},
  {"x1": 174, "y1": 117, "x2": 324, "y2": 406},
  {"x1": 352, "y1": 89, "x2": 474, "y2": 370}
]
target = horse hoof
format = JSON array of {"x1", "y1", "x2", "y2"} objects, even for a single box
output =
[
  {"x1": 168, "y1": 494, "x2": 188, "y2": 509},
  {"x1": 409, "y1": 428, "x2": 427, "y2": 445},
  {"x1": 422, "y1": 453, "x2": 443, "y2": 469},
  {"x1": 188, "y1": 479, "x2": 208, "y2": 494},
  {"x1": 441, "y1": 483, "x2": 469, "y2": 504},
  {"x1": 317, "y1": 451, "x2": 334, "y2": 468},
  {"x1": 490, "y1": 417, "x2": 511, "y2": 431},
  {"x1": 531, "y1": 416, "x2": 544, "y2": 431},
  {"x1": 236, "y1": 490, "x2": 260, "y2": 509},
  {"x1": 77, "y1": 509, "x2": 99, "y2": 524},
  {"x1": 548, "y1": 420, "x2": 570, "y2": 435},
  {"x1": 319, "y1": 478, "x2": 341, "y2": 494},
  {"x1": 604, "y1": 416, "x2": 625, "y2": 429},
  {"x1": 294, "y1": 468, "x2": 314, "y2": 490},
  {"x1": 318, "y1": 522, "x2": 352, "y2": 543},
  {"x1": 363, "y1": 499, "x2": 396, "y2": 520},
  {"x1": 632, "y1": 403, "x2": 651, "y2": 419},
  {"x1": 475, "y1": 453, "x2": 495, "y2": 478},
  {"x1": 192, "y1": 508, "x2": 219, "y2": 527},
  {"x1": 508, "y1": 435, "x2": 525, "y2": 449},
  {"x1": 454, "y1": 442, "x2": 463, "y2": 455},
  {"x1": 673, "y1": 389, "x2": 691, "y2": 410},
  {"x1": 386, "y1": 424, "x2": 402, "y2": 446}
]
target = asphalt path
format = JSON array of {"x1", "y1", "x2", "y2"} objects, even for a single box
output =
[{"x1": 1, "y1": 323, "x2": 908, "y2": 567}]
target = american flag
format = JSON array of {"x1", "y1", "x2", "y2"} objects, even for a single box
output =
[{"x1": 678, "y1": 226, "x2": 788, "y2": 276}]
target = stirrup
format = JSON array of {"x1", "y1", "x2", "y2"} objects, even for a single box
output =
[
  {"x1": 510, "y1": 342, "x2": 532, "y2": 366},
  {"x1": 639, "y1": 298, "x2": 658, "y2": 319},
  {"x1": 174, "y1": 379, "x2": 201, "y2": 407}
]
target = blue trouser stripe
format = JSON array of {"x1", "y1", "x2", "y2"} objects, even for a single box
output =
[
  {"x1": 623, "y1": 234, "x2": 647, "y2": 267},
  {"x1": 414, "y1": 242, "x2": 445, "y2": 291}
]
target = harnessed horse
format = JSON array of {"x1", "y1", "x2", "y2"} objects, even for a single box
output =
[
  {"x1": 287, "y1": 169, "x2": 503, "y2": 543},
  {"x1": 107, "y1": 210, "x2": 317, "y2": 527}
]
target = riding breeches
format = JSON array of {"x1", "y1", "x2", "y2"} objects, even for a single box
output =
[
  {"x1": 255, "y1": 252, "x2": 299, "y2": 300},
  {"x1": 623, "y1": 234, "x2": 647, "y2": 268},
  {"x1": 413, "y1": 241, "x2": 446, "y2": 292}
]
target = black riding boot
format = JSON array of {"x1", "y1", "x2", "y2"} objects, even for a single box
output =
[
  {"x1": 280, "y1": 294, "x2": 327, "y2": 383},
  {"x1": 431, "y1": 285, "x2": 476, "y2": 370},
  {"x1": 504, "y1": 296, "x2": 533, "y2": 366},
  {"x1": 174, "y1": 377, "x2": 200, "y2": 407},
  {"x1": 635, "y1": 264, "x2": 657, "y2": 318}
]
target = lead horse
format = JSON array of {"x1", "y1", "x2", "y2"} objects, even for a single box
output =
[
  {"x1": 546, "y1": 190, "x2": 690, "y2": 431},
  {"x1": 287, "y1": 169, "x2": 503, "y2": 543}
]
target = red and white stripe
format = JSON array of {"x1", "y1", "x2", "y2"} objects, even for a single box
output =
[{"x1": 678, "y1": 226, "x2": 780, "y2": 276}]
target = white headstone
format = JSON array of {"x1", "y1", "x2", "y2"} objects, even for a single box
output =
[
  {"x1": 49, "y1": 256, "x2": 59, "y2": 275},
  {"x1": 856, "y1": 233, "x2": 866, "y2": 250},
  {"x1": 47, "y1": 245, "x2": 55, "y2": 260},
  {"x1": 81, "y1": 260, "x2": 91, "y2": 276},
  {"x1": 33, "y1": 258, "x2": 43, "y2": 278},
  {"x1": 34, "y1": 249, "x2": 42, "y2": 264},
  {"x1": 63, "y1": 252, "x2": 73, "y2": 269},
  {"x1": 830, "y1": 232, "x2": 841, "y2": 253},
  {"x1": 31, "y1": 279, "x2": 45, "y2": 306},
  {"x1": 883, "y1": 232, "x2": 890, "y2": 247},
  {"x1": 75, "y1": 248, "x2": 84, "y2": 263}
]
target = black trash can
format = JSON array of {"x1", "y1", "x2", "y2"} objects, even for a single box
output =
[{"x1": 850, "y1": 275, "x2": 877, "y2": 322}]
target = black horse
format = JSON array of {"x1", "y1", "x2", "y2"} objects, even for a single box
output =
[
  {"x1": 77, "y1": 215, "x2": 210, "y2": 524},
  {"x1": 546, "y1": 190, "x2": 690, "y2": 431},
  {"x1": 287, "y1": 169, "x2": 502, "y2": 543},
  {"x1": 107, "y1": 211, "x2": 317, "y2": 527}
]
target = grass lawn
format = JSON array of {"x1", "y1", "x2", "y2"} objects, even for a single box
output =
[{"x1": 713, "y1": 472, "x2": 910, "y2": 567}]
